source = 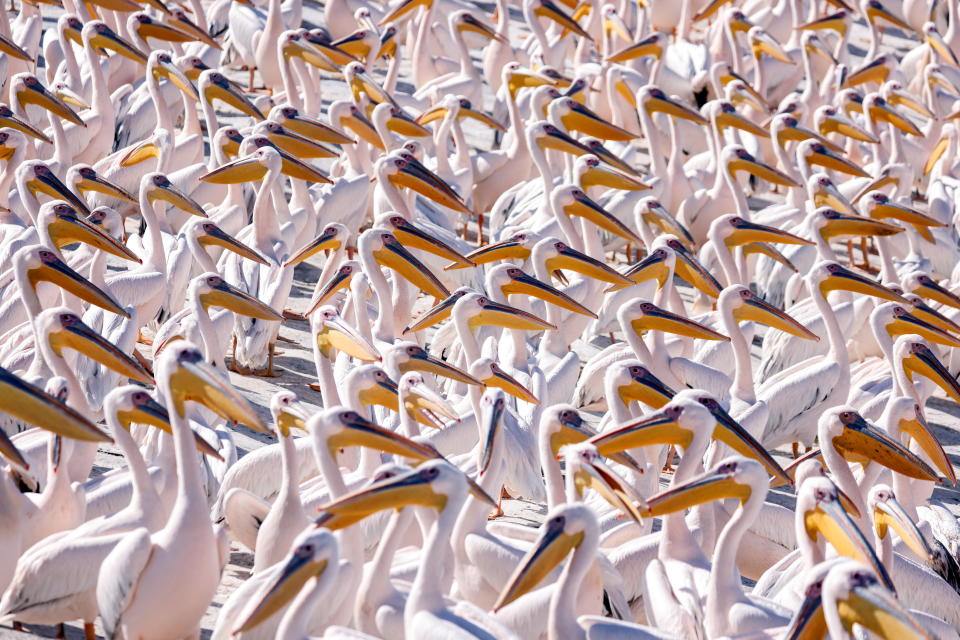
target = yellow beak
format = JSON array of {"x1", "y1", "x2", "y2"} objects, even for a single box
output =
[
  {"x1": 372, "y1": 232, "x2": 451, "y2": 300},
  {"x1": 0, "y1": 366, "x2": 111, "y2": 442}
]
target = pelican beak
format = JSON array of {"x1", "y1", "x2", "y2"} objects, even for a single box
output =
[
  {"x1": 778, "y1": 120, "x2": 843, "y2": 152},
  {"x1": 751, "y1": 29, "x2": 794, "y2": 64},
  {"x1": 448, "y1": 238, "x2": 531, "y2": 270},
  {"x1": 833, "y1": 411, "x2": 940, "y2": 481},
  {"x1": 233, "y1": 548, "x2": 331, "y2": 634},
  {"x1": 148, "y1": 175, "x2": 206, "y2": 217},
  {"x1": 502, "y1": 269, "x2": 596, "y2": 318},
  {"x1": 797, "y1": 10, "x2": 848, "y2": 33},
  {"x1": 390, "y1": 158, "x2": 473, "y2": 215},
  {"x1": 316, "y1": 312, "x2": 380, "y2": 362},
  {"x1": 205, "y1": 76, "x2": 264, "y2": 120},
  {"x1": 780, "y1": 578, "x2": 828, "y2": 640},
  {"x1": 618, "y1": 366, "x2": 676, "y2": 409},
  {"x1": 276, "y1": 401, "x2": 309, "y2": 437},
  {"x1": 887, "y1": 88, "x2": 935, "y2": 119},
  {"x1": 198, "y1": 225, "x2": 269, "y2": 266},
  {"x1": 868, "y1": 100, "x2": 923, "y2": 137},
  {"x1": 0, "y1": 430, "x2": 26, "y2": 469},
  {"x1": 169, "y1": 349, "x2": 266, "y2": 430},
  {"x1": 536, "y1": 126, "x2": 593, "y2": 155},
  {"x1": 199, "y1": 278, "x2": 283, "y2": 321},
  {"x1": 506, "y1": 67, "x2": 553, "y2": 96},
  {"x1": 265, "y1": 124, "x2": 339, "y2": 159},
  {"x1": 743, "y1": 242, "x2": 799, "y2": 272},
  {"x1": 643, "y1": 204, "x2": 696, "y2": 247},
  {"x1": 735, "y1": 293, "x2": 819, "y2": 340},
  {"x1": 869, "y1": 199, "x2": 945, "y2": 233},
  {"x1": 477, "y1": 362, "x2": 535, "y2": 404},
  {"x1": 286, "y1": 226, "x2": 343, "y2": 267},
  {"x1": 0, "y1": 32, "x2": 32, "y2": 62},
  {"x1": 813, "y1": 186, "x2": 860, "y2": 217},
  {"x1": 478, "y1": 396, "x2": 505, "y2": 474},
  {"x1": 136, "y1": 16, "x2": 194, "y2": 44},
  {"x1": 493, "y1": 514, "x2": 585, "y2": 611},
  {"x1": 378, "y1": 0, "x2": 429, "y2": 25},
  {"x1": 90, "y1": 25, "x2": 147, "y2": 63},
  {"x1": 16, "y1": 78, "x2": 84, "y2": 126},
  {"x1": 342, "y1": 107, "x2": 383, "y2": 149},
  {"x1": 390, "y1": 217, "x2": 474, "y2": 268},
  {"x1": 307, "y1": 265, "x2": 356, "y2": 313},
  {"x1": 903, "y1": 343, "x2": 960, "y2": 405},
  {"x1": 278, "y1": 112, "x2": 354, "y2": 145},
  {"x1": 805, "y1": 494, "x2": 894, "y2": 590},
  {"x1": 561, "y1": 101, "x2": 635, "y2": 141},
  {"x1": 0, "y1": 366, "x2": 111, "y2": 442},
  {"x1": 852, "y1": 172, "x2": 898, "y2": 203},
  {"x1": 580, "y1": 163, "x2": 650, "y2": 191},
  {"x1": 899, "y1": 405, "x2": 956, "y2": 484},
  {"x1": 887, "y1": 309, "x2": 960, "y2": 347},
  {"x1": 728, "y1": 152, "x2": 802, "y2": 186},
  {"x1": 912, "y1": 276, "x2": 960, "y2": 309},
  {"x1": 571, "y1": 451, "x2": 647, "y2": 521},
  {"x1": 403, "y1": 290, "x2": 467, "y2": 332},
  {"x1": 0, "y1": 106, "x2": 52, "y2": 143},
  {"x1": 48, "y1": 210, "x2": 140, "y2": 263},
  {"x1": 875, "y1": 495, "x2": 937, "y2": 561},
  {"x1": 385, "y1": 107, "x2": 431, "y2": 137},
  {"x1": 908, "y1": 299, "x2": 960, "y2": 335},
  {"x1": 586, "y1": 139, "x2": 642, "y2": 176},
  {"x1": 28, "y1": 252, "x2": 128, "y2": 317},
  {"x1": 561, "y1": 189, "x2": 641, "y2": 243},
  {"x1": 373, "y1": 233, "x2": 450, "y2": 300},
  {"x1": 470, "y1": 297, "x2": 556, "y2": 331},
  {"x1": 644, "y1": 91, "x2": 708, "y2": 124},
  {"x1": 405, "y1": 379, "x2": 460, "y2": 424},
  {"x1": 120, "y1": 139, "x2": 160, "y2": 167},
  {"x1": 74, "y1": 170, "x2": 137, "y2": 203},
  {"x1": 118, "y1": 395, "x2": 170, "y2": 432},
  {"x1": 844, "y1": 56, "x2": 891, "y2": 87},
  {"x1": 617, "y1": 250, "x2": 670, "y2": 290},
  {"x1": 399, "y1": 346, "x2": 482, "y2": 386},
  {"x1": 304, "y1": 31, "x2": 360, "y2": 66},
  {"x1": 200, "y1": 154, "x2": 265, "y2": 183},
  {"x1": 26, "y1": 168, "x2": 90, "y2": 215},
  {"x1": 460, "y1": 105, "x2": 506, "y2": 131},
  {"x1": 631, "y1": 303, "x2": 730, "y2": 341},
  {"x1": 357, "y1": 376, "x2": 400, "y2": 410},
  {"x1": 545, "y1": 243, "x2": 634, "y2": 286},
  {"x1": 837, "y1": 572, "x2": 934, "y2": 639},
  {"x1": 644, "y1": 465, "x2": 752, "y2": 517},
  {"x1": 725, "y1": 218, "x2": 810, "y2": 246},
  {"x1": 534, "y1": 0, "x2": 591, "y2": 39},
  {"x1": 820, "y1": 109, "x2": 878, "y2": 143},
  {"x1": 708, "y1": 402, "x2": 792, "y2": 485},
  {"x1": 716, "y1": 108, "x2": 771, "y2": 138},
  {"x1": 865, "y1": 0, "x2": 912, "y2": 31},
  {"x1": 820, "y1": 264, "x2": 908, "y2": 302},
  {"x1": 589, "y1": 410, "x2": 693, "y2": 456},
  {"x1": 169, "y1": 11, "x2": 221, "y2": 49},
  {"x1": 330, "y1": 30, "x2": 371, "y2": 59},
  {"x1": 459, "y1": 14, "x2": 507, "y2": 43},
  {"x1": 607, "y1": 33, "x2": 662, "y2": 62}
]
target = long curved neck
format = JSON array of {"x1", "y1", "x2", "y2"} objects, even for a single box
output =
[
  {"x1": 199, "y1": 91, "x2": 221, "y2": 143},
  {"x1": 361, "y1": 249, "x2": 396, "y2": 341},
  {"x1": 164, "y1": 399, "x2": 209, "y2": 527},
  {"x1": 548, "y1": 523, "x2": 596, "y2": 640},
  {"x1": 149, "y1": 71, "x2": 174, "y2": 133},
  {"x1": 722, "y1": 306, "x2": 755, "y2": 402},
  {"x1": 83, "y1": 35, "x2": 113, "y2": 132},
  {"x1": 139, "y1": 187, "x2": 167, "y2": 271},
  {"x1": 277, "y1": 559, "x2": 340, "y2": 640},
  {"x1": 659, "y1": 429, "x2": 711, "y2": 563},
  {"x1": 252, "y1": 168, "x2": 282, "y2": 258},
  {"x1": 312, "y1": 433, "x2": 347, "y2": 497},
  {"x1": 637, "y1": 107, "x2": 668, "y2": 176},
  {"x1": 706, "y1": 484, "x2": 766, "y2": 638},
  {"x1": 109, "y1": 412, "x2": 157, "y2": 513},
  {"x1": 407, "y1": 489, "x2": 466, "y2": 621}
]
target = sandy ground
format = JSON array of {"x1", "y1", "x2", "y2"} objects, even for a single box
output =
[{"x1": 4, "y1": 0, "x2": 960, "y2": 638}]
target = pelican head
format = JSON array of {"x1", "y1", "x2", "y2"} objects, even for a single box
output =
[
  {"x1": 386, "y1": 341, "x2": 481, "y2": 386},
  {"x1": 644, "y1": 456, "x2": 768, "y2": 517},
  {"x1": 13, "y1": 245, "x2": 128, "y2": 317},
  {"x1": 487, "y1": 263, "x2": 595, "y2": 318},
  {"x1": 191, "y1": 273, "x2": 283, "y2": 321},
  {"x1": 902, "y1": 272, "x2": 960, "y2": 309},
  {"x1": 532, "y1": 236, "x2": 633, "y2": 285},
  {"x1": 344, "y1": 364, "x2": 400, "y2": 411},
  {"x1": 270, "y1": 390, "x2": 310, "y2": 437},
  {"x1": 143, "y1": 173, "x2": 206, "y2": 217},
  {"x1": 232, "y1": 528, "x2": 340, "y2": 634},
  {"x1": 895, "y1": 334, "x2": 960, "y2": 405},
  {"x1": 20, "y1": 160, "x2": 90, "y2": 214},
  {"x1": 199, "y1": 69, "x2": 265, "y2": 120},
  {"x1": 188, "y1": 219, "x2": 269, "y2": 265},
  {"x1": 286, "y1": 223, "x2": 347, "y2": 267},
  {"x1": 807, "y1": 261, "x2": 908, "y2": 302},
  {"x1": 375, "y1": 153, "x2": 472, "y2": 215},
  {"x1": 870, "y1": 301, "x2": 960, "y2": 347},
  {"x1": 375, "y1": 212, "x2": 473, "y2": 268},
  {"x1": 253, "y1": 120, "x2": 338, "y2": 159},
  {"x1": 617, "y1": 298, "x2": 730, "y2": 342},
  {"x1": 494, "y1": 503, "x2": 597, "y2": 610},
  {"x1": 606, "y1": 360, "x2": 675, "y2": 409},
  {"x1": 11, "y1": 73, "x2": 84, "y2": 127},
  {"x1": 452, "y1": 291, "x2": 556, "y2": 332},
  {"x1": 468, "y1": 358, "x2": 539, "y2": 404},
  {"x1": 38, "y1": 201, "x2": 139, "y2": 263},
  {"x1": 312, "y1": 305, "x2": 380, "y2": 362},
  {"x1": 68, "y1": 165, "x2": 136, "y2": 203},
  {"x1": 638, "y1": 85, "x2": 708, "y2": 124},
  {"x1": 720, "y1": 285, "x2": 819, "y2": 340},
  {"x1": 269, "y1": 104, "x2": 354, "y2": 145},
  {"x1": 37, "y1": 307, "x2": 153, "y2": 385},
  {"x1": 358, "y1": 227, "x2": 450, "y2": 299},
  {"x1": 83, "y1": 21, "x2": 146, "y2": 63},
  {"x1": 449, "y1": 229, "x2": 541, "y2": 270},
  {"x1": 818, "y1": 406, "x2": 940, "y2": 483},
  {"x1": 721, "y1": 145, "x2": 801, "y2": 185},
  {"x1": 397, "y1": 371, "x2": 460, "y2": 425}
]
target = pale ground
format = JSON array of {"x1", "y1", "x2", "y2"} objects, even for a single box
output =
[{"x1": 5, "y1": 0, "x2": 960, "y2": 638}]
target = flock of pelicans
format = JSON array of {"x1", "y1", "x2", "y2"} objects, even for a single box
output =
[{"x1": 6, "y1": 0, "x2": 960, "y2": 635}]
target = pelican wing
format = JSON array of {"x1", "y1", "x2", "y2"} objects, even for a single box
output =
[{"x1": 97, "y1": 528, "x2": 154, "y2": 639}]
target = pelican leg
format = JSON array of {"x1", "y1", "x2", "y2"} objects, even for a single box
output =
[
  {"x1": 662, "y1": 445, "x2": 676, "y2": 473},
  {"x1": 792, "y1": 442, "x2": 801, "y2": 458},
  {"x1": 133, "y1": 348, "x2": 154, "y2": 377},
  {"x1": 252, "y1": 343, "x2": 282, "y2": 378},
  {"x1": 84, "y1": 622, "x2": 96, "y2": 640},
  {"x1": 137, "y1": 329, "x2": 153, "y2": 346},
  {"x1": 248, "y1": 67, "x2": 256, "y2": 92},
  {"x1": 55, "y1": 623, "x2": 66, "y2": 639},
  {"x1": 282, "y1": 309, "x2": 306, "y2": 321},
  {"x1": 477, "y1": 212, "x2": 484, "y2": 245}
]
